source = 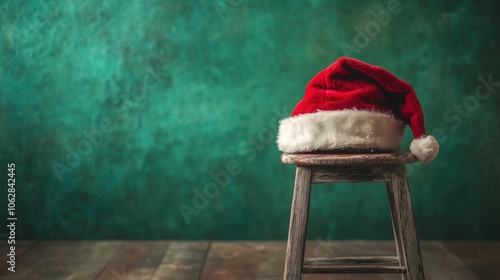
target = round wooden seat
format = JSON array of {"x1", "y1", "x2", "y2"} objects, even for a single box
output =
[{"x1": 281, "y1": 152, "x2": 417, "y2": 166}]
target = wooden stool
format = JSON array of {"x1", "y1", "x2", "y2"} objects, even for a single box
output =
[{"x1": 282, "y1": 152, "x2": 425, "y2": 280}]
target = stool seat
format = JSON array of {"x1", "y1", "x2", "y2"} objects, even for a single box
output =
[
  {"x1": 281, "y1": 152, "x2": 417, "y2": 166},
  {"x1": 282, "y1": 152, "x2": 425, "y2": 280}
]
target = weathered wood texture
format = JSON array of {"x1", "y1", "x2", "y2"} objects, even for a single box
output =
[
  {"x1": 45, "y1": 241, "x2": 122, "y2": 280},
  {"x1": 304, "y1": 241, "x2": 399, "y2": 280},
  {"x1": 0, "y1": 241, "x2": 497, "y2": 279},
  {"x1": 96, "y1": 241, "x2": 168, "y2": 280},
  {"x1": 0, "y1": 241, "x2": 114, "y2": 280},
  {"x1": 443, "y1": 242, "x2": 500, "y2": 280},
  {"x1": 421, "y1": 242, "x2": 482, "y2": 280},
  {"x1": 387, "y1": 181, "x2": 405, "y2": 271},
  {"x1": 388, "y1": 164, "x2": 425, "y2": 280},
  {"x1": 284, "y1": 166, "x2": 312, "y2": 280},
  {"x1": 201, "y1": 242, "x2": 285, "y2": 280},
  {"x1": 152, "y1": 241, "x2": 209, "y2": 280},
  {"x1": 311, "y1": 165, "x2": 389, "y2": 183},
  {"x1": 0, "y1": 240, "x2": 36, "y2": 270},
  {"x1": 302, "y1": 265, "x2": 406, "y2": 274},
  {"x1": 304, "y1": 256, "x2": 400, "y2": 265},
  {"x1": 282, "y1": 152, "x2": 425, "y2": 279},
  {"x1": 281, "y1": 152, "x2": 417, "y2": 166}
]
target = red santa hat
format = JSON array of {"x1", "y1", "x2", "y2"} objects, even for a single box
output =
[{"x1": 277, "y1": 57, "x2": 439, "y2": 164}]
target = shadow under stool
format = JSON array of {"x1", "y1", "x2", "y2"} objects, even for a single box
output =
[{"x1": 282, "y1": 152, "x2": 425, "y2": 280}]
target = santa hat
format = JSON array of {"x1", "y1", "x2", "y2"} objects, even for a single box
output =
[{"x1": 277, "y1": 57, "x2": 439, "y2": 164}]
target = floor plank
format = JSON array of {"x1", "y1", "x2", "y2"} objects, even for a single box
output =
[
  {"x1": 0, "y1": 240, "x2": 37, "y2": 271},
  {"x1": 200, "y1": 241, "x2": 286, "y2": 280},
  {"x1": 421, "y1": 241, "x2": 481, "y2": 280},
  {"x1": 50, "y1": 241, "x2": 122, "y2": 280},
  {"x1": 0, "y1": 241, "x2": 83, "y2": 280},
  {"x1": 443, "y1": 242, "x2": 500, "y2": 280},
  {"x1": 0, "y1": 241, "x2": 498, "y2": 279},
  {"x1": 95, "y1": 241, "x2": 168, "y2": 280},
  {"x1": 152, "y1": 241, "x2": 209, "y2": 280}
]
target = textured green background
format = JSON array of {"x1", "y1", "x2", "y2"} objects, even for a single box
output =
[{"x1": 1, "y1": 0, "x2": 499, "y2": 240}]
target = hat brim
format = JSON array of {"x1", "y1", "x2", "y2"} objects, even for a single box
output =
[{"x1": 277, "y1": 109, "x2": 405, "y2": 153}]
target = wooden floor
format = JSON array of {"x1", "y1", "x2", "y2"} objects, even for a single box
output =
[{"x1": 0, "y1": 241, "x2": 499, "y2": 279}]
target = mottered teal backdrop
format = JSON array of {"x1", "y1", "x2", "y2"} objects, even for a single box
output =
[{"x1": 1, "y1": 0, "x2": 499, "y2": 240}]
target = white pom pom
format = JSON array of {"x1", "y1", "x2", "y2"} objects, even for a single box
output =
[{"x1": 410, "y1": 135, "x2": 439, "y2": 164}]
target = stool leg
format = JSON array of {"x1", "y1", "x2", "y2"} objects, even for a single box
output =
[
  {"x1": 389, "y1": 164, "x2": 425, "y2": 280},
  {"x1": 284, "y1": 166, "x2": 312, "y2": 280},
  {"x1": 386, "y1": 180, "x2": 405, "y2": 280}
]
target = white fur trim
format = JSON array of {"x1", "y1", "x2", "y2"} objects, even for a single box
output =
[
  {"x1": 410, "y1": 135, "x2": 439, "y2": 164},
  {"x1": 277, "y1": 110, "x2": 405, "y2": 153}
]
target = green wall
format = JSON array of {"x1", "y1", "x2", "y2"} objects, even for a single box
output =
[{"x1": 1, "y1": 0, "x2": 499, "y2": 240}]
